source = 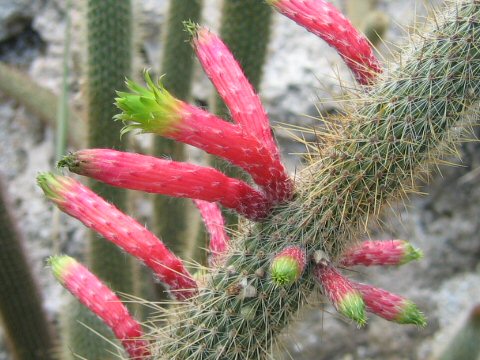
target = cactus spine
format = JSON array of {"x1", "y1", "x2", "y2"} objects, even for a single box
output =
[
  {"x1": 151, "y1": 1, "x2": 480, "y2": 358},
  {"x1": 153, "y1": 0, "x2": 203, "y2": 259},
  {"x1": 64, "y1": 1, "x2": 134, "y2": 358},
  {"x1": 0, "y1": 178, "x2": 55, "y2": 359}
]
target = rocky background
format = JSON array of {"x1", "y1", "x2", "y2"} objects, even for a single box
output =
[{"x1": 1, "y1": 0, "x2": 479, "y2": 359}]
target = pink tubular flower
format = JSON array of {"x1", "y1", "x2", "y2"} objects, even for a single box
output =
[
  {"x1": 340, "y1": 240, "x2": 423, "y2": 267},
  {"x1": 354, "y1": 283, "x2": 426, "y2": 326},
  {"x1": 191, "y1": 27, "x2": 280, "y2": 158},
  {"x1": 267, "y1": 0, "x2": 382, "y2": 84},
  {"x1": 115, "y1": 72, "x2": 293, "y2": 204},
  {"x1": 314, "y1": 261, "x2": 366, "y2": 326},
  {"x1": 38, "y1": 173, "x2": 197, "y2": 300},
  {"x1": 49, "y1": 256, "x2": 150, "y2": 359},
  {"x1": 191, "y1": 27, "x2": 293, "y2": 203},
  {"x1": 194, "y1": 200, "x2": 230, "y2": 265},
  {"x1": 270, "y1": 246, "x2": 306, "y2": 285},
  {"x1": 58, "y1": 149, "x2": 270, "y2": 220}
]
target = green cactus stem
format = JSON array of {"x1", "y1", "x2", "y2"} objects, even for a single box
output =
[
  {"x1": 0, "y1": 62, "x2": 84, "y2": 148},
  {"x1": 63, "y1": 1, "x2": 135, "y2": 359},
  {"x1": 153, "y1": 0, "x2": 203, "y2": 261},
  {"x1": 85, "y1": 0, "x2": 133, "y2": 304},
  {"x1": 153, "y1": 1, "x2": 480, "y2": 358},
  {"x1": 439, "y1": 304, "x2": 480, "y2": 360},
  {"x1": 0, "y1": 177, "x2": 55, "y2": 359}
]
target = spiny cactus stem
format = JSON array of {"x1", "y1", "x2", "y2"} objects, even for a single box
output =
[
  {"x1": 49, "y1": 256, "x2": 150, "y2": 358},
  {"x1": 38, "y1": 173, "x2": 197, "y2": 300},
  {"x1": 59, "y1": 149, "x2": 270, "y2": 220},
  {"x1": 267, "y1": 0, "x2": 381, "y2": 84}
]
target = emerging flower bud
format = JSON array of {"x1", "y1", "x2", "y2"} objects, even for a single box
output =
[
  {"x1": 354, "y1": 282, "x2": 426, "y2": 326},
  {"x1": 271, "y1": 246, "x2": 306, "y2": 286},
  {"x1": 314, "y1": 262, "x2": 366, "y2": 326},
  {"x1": 340, "y1": 240, "x2": 423, "y2": 267}
]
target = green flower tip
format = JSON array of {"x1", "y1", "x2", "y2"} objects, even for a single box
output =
[
  {"x1": 37, "y1": 172, "x2": 70, "y2": 203},
  {"x1": 271, "y1": 256, "x2": 301, "y2": 286},
  {"x1": 339, "y1": 292, "x2": 367, "y2": 327},
  {"x1": 57, "y1": 153, "x2": 79, "y2": 171},
  {"x1": 183, "y1": 20, "x2": 201, "y2": 39},
  {"x1": 396, "y1": 300, "x2": 427, "y2": 327},
  {"x1": 114, "y1": 70, "x2": 181, "y2": 137},
  {"x1": 265, "y1": 0, "x2": 281, "y2": 5},
  {"x1": 48, "y1": 255, "x2": 77, "y2": 284},
  {"x1": 400, "y1": 242, "x2": 424, "y2": 265}
]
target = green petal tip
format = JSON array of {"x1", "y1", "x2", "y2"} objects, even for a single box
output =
[
  {"x1": 339, "y1": 292, "x2": 367, "y2": 327},
  {"x1": 271, "y1": 256, "x2": 301, "y2": 286},
  {"x1": 401, "y1": 242, "x2": 424, "y2": 265},
  {"x1": 396, "y1": 301, "x2": 427, "y2": 327},
  {"x1": 48, "y1": 255, "x2": 77, "y2": 284}
]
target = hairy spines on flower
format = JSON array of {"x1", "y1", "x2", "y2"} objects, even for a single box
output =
[
  {"x1": 354, "y1": 283, "x2": 426, "y2": 326},
  {"x1": 190, "y1": 25, "x2": 293, "y2": 203},
  {"x1": 49, "y1": 255, "x2": 150, "y2": 359},
  {"x1": 38, "y1": 172, "x2": 197, "y2": 300},
  {"x1": 58, "y1": 149, "x2": 270, "y2": 220},
  {"x1": 267, "y1": 0, "x2": 381, "y2": 84},
  {"x1": 194, "y1": 200, "x2": 230, "y2": 266},
  {"x1": 190, "y1": 25, "x2": 279, "y2": 157},
  {"x1": 340, "y1": 240, "x2": 423, "y2": 267},
  {"x1": 270, "y1": 246, "x2": 306, "y2": 286}
]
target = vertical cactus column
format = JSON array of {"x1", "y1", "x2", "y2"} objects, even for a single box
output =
[
  {"x1": 86, "y1": 0, "x2": 133, "y2": 294},
  {"x1": 211, "y1": 0, "x2": 273, "y2": 227},
  {"x1": 153, "y1": 0, "x2": 203, "y2": 259},
  {"x1": 0, "y1": 178, "x2": 55, "y2": 360},
  {"x1": 63, "y1": 1, "x2": 134, "y2": 359}
]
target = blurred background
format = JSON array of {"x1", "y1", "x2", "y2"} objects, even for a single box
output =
[{"x1": 1, "y1": 0, "x2": 479, "y2": 359}]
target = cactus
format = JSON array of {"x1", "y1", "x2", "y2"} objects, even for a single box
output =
[
  {"x1": 153, "y1": 0, "x2": 203, "y2": 259},
  {"x1": 63, "y1": 0, "x2": 135, "y2": 358},
  {"x1": 0, "y1": 62, "x2": 84, "y2": 148},
  {"x1": 152, "y1": 1, "x2": 476, "y2": 357},
  {"x1": 438, "y1": 304, "x2": 480, "y2": 360},
  {"x1": 40, "y1": 0, "x2": 480, "y2": 359},
  {"x1": 0, "y1": 177, "x2": 55, "y2": 359}
]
